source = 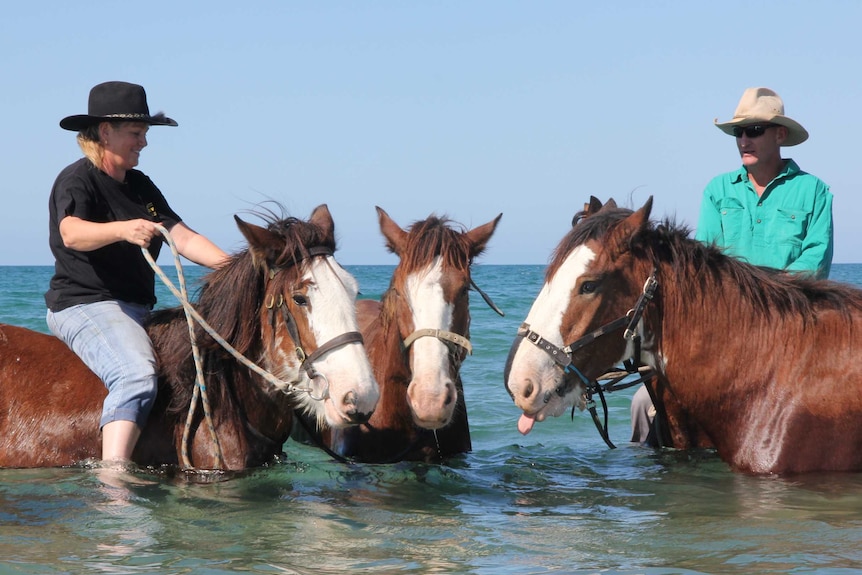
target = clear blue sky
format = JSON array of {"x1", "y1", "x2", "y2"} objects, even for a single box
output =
[{"x1": 3, "y1": 1, "x2": 860, "y2": 266}]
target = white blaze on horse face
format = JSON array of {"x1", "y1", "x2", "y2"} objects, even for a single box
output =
[
  {"x1": 297, "y1": 257, "x2": 379, "y2": 428},
  {"x1": 508, "y1": 245, "x2": 595, "y2": 431},
  {"x1": 404, "y1": 257, "x2": 458, "y2": 428}
]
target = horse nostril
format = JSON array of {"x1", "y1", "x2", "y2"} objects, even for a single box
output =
[
  {"x1": 444, "y1": 383, "x2": 456, "y2": 407},
  {"x1": 342, "y1": 390, "x2": 357, "y2": 409},
  {"x1": 523, "y1": 382, "x2": 534, "y2": 399}
]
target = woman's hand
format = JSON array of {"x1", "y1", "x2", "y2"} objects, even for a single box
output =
[{"x1": 121, "y1": 219, "x2": 159, "y2": 248}]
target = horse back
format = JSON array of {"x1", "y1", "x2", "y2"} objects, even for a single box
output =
[{"x1": 0, "y1": 324, "x2": 103, "y2": 467}]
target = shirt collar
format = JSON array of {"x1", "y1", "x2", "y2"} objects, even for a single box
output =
[{"x1": 730, "y1": 158, "x2": 800, "y2": 185}]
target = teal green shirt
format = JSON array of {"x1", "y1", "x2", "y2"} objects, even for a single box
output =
[{"x1": 695, "y1": 159, "x2": 833, "y2": 279}]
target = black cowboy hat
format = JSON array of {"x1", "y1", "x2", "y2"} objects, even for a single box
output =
[{"x1": 60, "y1": 81, "x2": 178, "y2": 131}]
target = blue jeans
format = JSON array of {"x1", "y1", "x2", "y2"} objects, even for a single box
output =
[{"x1": 47, "y1": 300, "x2": 158, "y2": 429}]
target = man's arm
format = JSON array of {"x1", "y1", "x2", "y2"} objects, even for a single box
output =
[{"x1": 786, "y1": 188, "x2": 833, "y2": 279}]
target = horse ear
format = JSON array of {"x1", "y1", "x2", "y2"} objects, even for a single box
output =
[
  {"x1": 623, "y1": 197, "x2": 653, "y2": 233},
  {"x1": 639, "y1": 196, "x2": 653, "y2": 219},
  {"x1": 234, "y1": 215, "x2": 283, "y2": 269},
  {"x1": 606, "y1": 196, "x2": 654, "y2": 259},
  {"x1": 604, "y1": 198, "x2": 618, "y2": 210},
  {"x1": 466, "y1": 213, "x2": 502, "y2": 259},
  {"x1": 584, "y1": 196, "x2": 603, "y2": 215},
  {"x1": 309, "y1": 204, "x2": 335, "y2": 243},
  {"x1": 376, "y1": 206, "x2": 408, "y2": 255}
]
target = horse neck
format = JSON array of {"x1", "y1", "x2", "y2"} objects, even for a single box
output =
[
  {"x1": 148, "y1": 289, "x2": 293, "y2": 467},
  {"x1": 363, "y1": 291, "x2": 414, "y2": 431},
  {"x1": 180, "y1": 355, "x2": 294, "y2": 468},
  {"x1": 644, "y1": 258, "x2": 781, "y2": 405}
]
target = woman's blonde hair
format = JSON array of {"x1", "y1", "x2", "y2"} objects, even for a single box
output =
[{"x1": 76, "y1": 123, "x2": 106, "y2": 167}]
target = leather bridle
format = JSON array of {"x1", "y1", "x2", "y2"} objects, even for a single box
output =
[
  {"x1": 516, "y1": 270, "x2": 658, "y2": 448},
  {"x1": 265, "y1": 246, "x2": 364, "y2": 400}
]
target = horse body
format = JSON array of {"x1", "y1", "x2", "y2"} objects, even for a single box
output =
[
  {"x1": 506, "y1": 196, "x2": 862, "y2": 474},
  {"x1": 0, "y1": 325, "x2": 104, "y2": 466},
  {"x1": 310, "y1": 207, "x2": 501, "y2": 463},
  {"x1": 0, "y1": 204, "x2": 379, "y2": 470}
]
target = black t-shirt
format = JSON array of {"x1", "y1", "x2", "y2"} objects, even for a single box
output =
[{"x1": 45, "y1": 158, "x2": 182, "y2": 311}]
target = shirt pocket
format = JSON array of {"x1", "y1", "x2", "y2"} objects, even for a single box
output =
[
  {"x1": 717, "y1": 198, "x2": 746, "y2": 243},
  {"x1": 768, "y1": 208, "x2": 808, "y2": 248}
]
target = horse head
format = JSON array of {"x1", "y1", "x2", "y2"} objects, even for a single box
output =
[
  {"x1": 235, "y1": 204, "x2": 379, "y2": 429},
  {"x1": 378, "y1": 206, "x2": 501, "y2": 429},
  {"x1": 505, "y1": 196, "x2": 655, "y2": 434}
]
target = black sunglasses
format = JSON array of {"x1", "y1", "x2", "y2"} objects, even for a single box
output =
[{"x1": 731, "y1": 124, "x2": 775, "y2": 138}]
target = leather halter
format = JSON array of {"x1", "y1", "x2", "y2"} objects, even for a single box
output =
[
  {"x1": 403, "y1": 328, "x2": 472, "y2": 355},
  {"x1": 265, "y1": 246, "x2": 364, "y2": 399},
  {"x1": 517, "y1": 270, "x2": 658, "y2": 448},
  {"x1": 400, "y1": 276, "x2": 506, "y2": 357}
]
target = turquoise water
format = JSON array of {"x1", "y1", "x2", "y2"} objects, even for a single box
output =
[{"x1": 2, "y1": 264, "x2": 862, "y2": 574}]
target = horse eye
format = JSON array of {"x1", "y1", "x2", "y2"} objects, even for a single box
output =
[
  {"x1": 292, "y1": 294, "x2": 308, "y2": 306},
  {"x1": 580, "y1": 281, "x2": 598, "y2": 295}
]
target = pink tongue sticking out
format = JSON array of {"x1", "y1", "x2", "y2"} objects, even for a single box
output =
[{"x1": 518, "y1": 413, "x2": 536, "y2": 435}]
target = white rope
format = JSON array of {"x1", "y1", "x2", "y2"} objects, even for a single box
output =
[
  {"x1": 143, "y1": 226, "x2": 307, "y2": 392},
  {"x1": 142, "y1": 225, "x2": 224, "y2": 469}
]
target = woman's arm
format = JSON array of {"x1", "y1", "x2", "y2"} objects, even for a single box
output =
[
  {"x1": 167, "y1": 222, "x2": 229, "y2": 269},
  {"x1": 59, "y1": 215, "x2": 161, "y2": 251}
]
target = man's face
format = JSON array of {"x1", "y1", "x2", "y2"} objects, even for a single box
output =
[{"x1": 734, "y1": 124, "x2": 786, "y2": 169}]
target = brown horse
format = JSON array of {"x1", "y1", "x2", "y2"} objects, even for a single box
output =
[
  {"x1": 505, "y1": 196, "x2": 862, "y2": 475},
  {"x1": 0, "y1": 204, "x2": 379, "y2": 470},
  {"x1": 298, "y1": 207, "x2": 501, "y2": 462}
]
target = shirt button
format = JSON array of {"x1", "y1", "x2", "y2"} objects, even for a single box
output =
[
  {"x1": 791, "y1": 215, "x2": 796, "y2": 219},
  {"x1": 757, "y1": 219, "x2": 762, "y2": 223}
]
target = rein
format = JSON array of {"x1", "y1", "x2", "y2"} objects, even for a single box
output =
[
  {"x1": 517, "y1": 270, "x2": 658, "y2": 448},
  {"x1": 144, "y1": 226, "x2": 360, "y2": 470}
]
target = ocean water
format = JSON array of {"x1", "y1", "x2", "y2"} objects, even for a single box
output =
[{"x1": 2, "y1": 263, "x2": 862, "y2": 574}]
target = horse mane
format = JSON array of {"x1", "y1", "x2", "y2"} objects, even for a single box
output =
[
  {"x1": 149, "y1": 206, "x2": 337, "y2": 413},
  {"x1": 551, "y1": 205, "x2": 862, "y2": 323},
  {"x1": 634, "y1": 217, "x2": 862, "y2": 322}
]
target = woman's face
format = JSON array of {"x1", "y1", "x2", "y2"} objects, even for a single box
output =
[{"x1": 101, "y1": 121, "x2": 149, "y2": 173}]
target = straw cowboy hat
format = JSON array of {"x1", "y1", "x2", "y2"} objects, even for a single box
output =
[
  {"x1": 714, "y1": 87, "x2": 808, "y2": 146},
  {"x1": 60, "y1": 81, "x2": 178, "y2": 132}
]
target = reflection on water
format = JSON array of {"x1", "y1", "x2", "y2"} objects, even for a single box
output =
[
  {"x1": 2, "y1": 435, "x2": 862, "y2": 573},
  {"x1": 3, "y1": 265, "x2": 862, "y2": 573}
]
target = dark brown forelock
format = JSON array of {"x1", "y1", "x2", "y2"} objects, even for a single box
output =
[
  {"x1": 267, "y1": 217, "x2": 336, "y2": 270},
  {"x1": 399, "y1": 216, "x2": 472, "y2": 274}
]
